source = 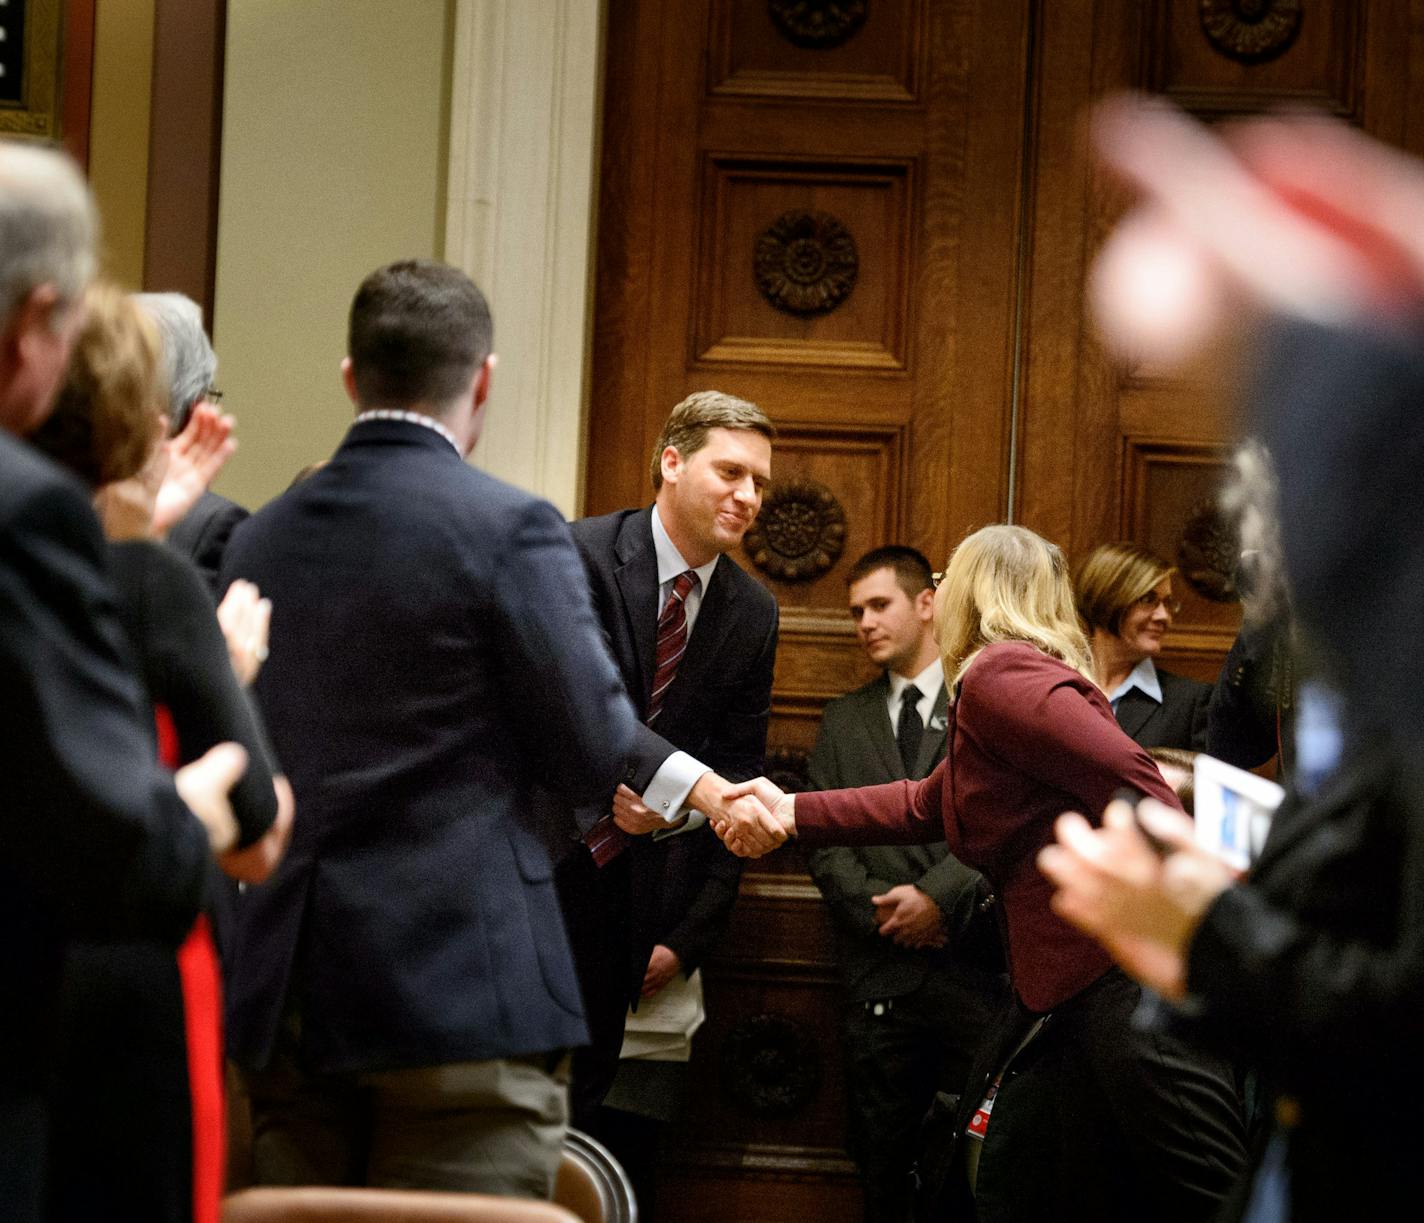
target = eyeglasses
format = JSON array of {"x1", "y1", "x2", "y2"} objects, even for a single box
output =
[
  {"x1": 204, "y1": 387, "x2": 224, "y2": 405},
  {"x1": 1134, "y1": 591, "x2": 1181, "y2": 615}
]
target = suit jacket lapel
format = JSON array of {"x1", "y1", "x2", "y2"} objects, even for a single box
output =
[
  {"x1": 855, "y1": 674, "x2": 905, "y2": 781},
  {"x1": 912, "y1": 682, "x2": 950, "y2": 779},
  {"x1": 1115, "y1": 688, "x2": 1158, "y2": 741},
  {"x1": 612, "y1": 511, "x2": 660, "y2": 713}
]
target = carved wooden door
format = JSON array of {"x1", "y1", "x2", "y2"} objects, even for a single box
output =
[{"x1": 1016, "y1": 0, "x2": 1420, "y2": 684}]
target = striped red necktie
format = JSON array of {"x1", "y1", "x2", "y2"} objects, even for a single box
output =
[{"x1": 585, "y1": 570, "x2": 699, "y2": 867}]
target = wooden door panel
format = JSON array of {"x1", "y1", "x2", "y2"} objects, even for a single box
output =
[
  {"x1": 710, "y1": 0, "x2": 926, "y2": 104},
  {"x1": 692, "y1": 156, "x2": 914, "y2": 370}
]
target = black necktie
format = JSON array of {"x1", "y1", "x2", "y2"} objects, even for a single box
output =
[{"x1": 896, "y1": 683, "x2": 923, "y2": 775}]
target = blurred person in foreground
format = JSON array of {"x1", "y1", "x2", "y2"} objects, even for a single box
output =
[
  {"x1": 717, "y1": 524, "x2": 1246, "y2": 1223},
  {"x1": 1075, "y1": 542, "x2": 1211, "y2": 751},
  {"x1": 28, "y1": 283, "x2": 293, "y2": 1223},
  {"x1": 1039, "y1": 95, "x2": 1424, "y2": 1222},
  {"x1": 0, "y1": 141, "x2": 244, "y2": 1222}
]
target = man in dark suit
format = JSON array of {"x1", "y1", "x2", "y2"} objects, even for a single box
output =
[
  {"x1": 222, "y1": 260, "x2": 639, "y2": 1197},
  {"x1": 0, "y1": 140, "x2": 241, "y2": 1223},
  {"x1": 807, "y1": 546, "x2": 1002, "y2": 1223},
  {"x1": 557, "y1": 390, "x2": 784, "y2": 1128}
]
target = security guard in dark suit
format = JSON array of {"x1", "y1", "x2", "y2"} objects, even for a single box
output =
[{"x1": 807, "y1": 547, "x2": 1003, "y2": 1223}]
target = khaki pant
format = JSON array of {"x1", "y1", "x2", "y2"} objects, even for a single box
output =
[{"x1": 243, "y1": 1029, "x2": 571, "y2": 1199}]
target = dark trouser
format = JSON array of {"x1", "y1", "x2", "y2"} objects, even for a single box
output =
[
  {"x1": 843, "y1": 976, "x2": 994, "y2": 1223},
  {"x1": 243, "y1": 1012, "x2": 570, "y2": 1199},
  {"x1": 555, "y1": 846, "x2": 636, "y2": 1131},
  {"x1": 966, "y1": 971, "x2": 1246, "y2": 1223}
]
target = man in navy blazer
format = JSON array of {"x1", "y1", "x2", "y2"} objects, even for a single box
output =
[
  {"x1": 222, "y1": 261, "x2": 638, "y2": 1197},
  {"x1": 0, "y1": 141, "x2": 241, "y2": 1223},
  {"x1": 556, "y1": 390, "x2": 785, "y2": 1127}
]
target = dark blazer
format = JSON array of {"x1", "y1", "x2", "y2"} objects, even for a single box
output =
[
  {"x1": 167, "y1": 490, "x2": 248, "y2": 598},
  {"x1": 561, "y1": 506, "x2": 779, "y2": 1006},
  {"x1": 806, "y1": 675, "x2": 995, "y2": 1001},
  {"x1": 1185, "y1": 737, "x2": 1424, "y2": 1222},
  {"x1": 0, "y1": 432, "x2": 209, "y2": 1223},
  {"x1": 220, "y1": 419, "x2": 638, "y2": 1075},
  {"x1": 1114, "y1": 664, "x2": 1210, "y2": 752}
]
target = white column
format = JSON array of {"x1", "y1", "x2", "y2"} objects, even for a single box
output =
[{"x1": 444, "y1": 0, "x2": 605, "y2": 519}]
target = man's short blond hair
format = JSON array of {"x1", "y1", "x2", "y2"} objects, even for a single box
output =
[{"x1": 649, "y1": 390, "x2": 775, "y2": 490}]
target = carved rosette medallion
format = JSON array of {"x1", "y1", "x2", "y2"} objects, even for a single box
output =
[
  {"x1": 764, "y1": 746, "x2": 812, "y2": 794},
  {"x1": 722, "y1": 1014, "x2": 822, "y2": 1118},
  {"x1": 768, "y1": 0, "x2": 869, "y2": 50},
  {"x1": 1177, "y1": 499, "x2": 1242, "y2": 602},
  {"x1": 1199, "y1": 0, "x2": 1303, "y2": 63},
  {"x1": 743, "y1": 478, "x2": 847, "y2": 582},
  {"x1": 754, "y1": 210, "x2": 859, "y2": 317}
]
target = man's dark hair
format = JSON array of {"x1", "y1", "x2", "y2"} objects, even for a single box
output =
[
  {"x1": 846, "y1": 545, "x2": 934, "y2": 599},
  {"x1": 347, "y1": 260, "x2": 493, "y2": 410}
]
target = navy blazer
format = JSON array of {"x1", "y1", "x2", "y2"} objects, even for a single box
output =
[
  {"x1": 1, "y1": 432, "x2": 210, "y2": 1222},
  {"x1": 221, "y1": 419, "x2": 638, "y2": 1074},
  {"x1": 1114, "y1": 665, "x2": 1211, "y2": 752},
  {"x1": 167, "y1": 490, "x2": 248, "y2": 598},
  {"x1": 564, "y1": 507, "x2": 778, "y2": 1004},
  {"x1": 806, "y1": 675, "x2": 997, "y2": 1001}
]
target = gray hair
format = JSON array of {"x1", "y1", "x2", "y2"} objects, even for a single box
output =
[
  {"x1": 0, "y1": 141, "x2": 97, "y2": 326},
  {"x1": 134, "y1": 291, "x2": 216, "y2": 432},
  {"x1": 1222, "y1": 438, "x2": 1287, "y2": 626}
]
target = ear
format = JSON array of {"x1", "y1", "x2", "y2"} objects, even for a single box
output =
[
  {"x1": 914, "y1": 586, "x2": 936, "y2": 622},
  {"x1": 473, "y1": 353, "x2": 495, "y2": 407},
  {"x1": 659, "y1": 445, "x2": 682, "y2": 487},
  {"x1": 340, "y1": 357, "x2": 359, "y2": 406}
]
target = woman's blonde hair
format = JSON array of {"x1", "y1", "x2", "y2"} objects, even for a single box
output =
[
  {"x1": 1074, "y1": 542, "x2": 1173, "y2": 637},
  {"x1": 934, "y1": 524, "x2": 1093, "y2": 691},
  {"x1": 29, "y1": 282, "x2": 164, "y2": 488}
]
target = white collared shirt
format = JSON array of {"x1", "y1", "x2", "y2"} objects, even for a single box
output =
[
  {"x1": 886, "y1": 657, "x2": 944, "y2": 728},
  {"x1": 650, "y1": 505, "x2": 719, "y2": 636},
  {"x1": 640, "y1": 508, "x2": 723, "y2": 832},
  {"x1": 353, "y1": 409, "x2": 462, "y2": 456},
  {"x1": 1107, "y1": 656, "x2": 1162, "y2": 713}
]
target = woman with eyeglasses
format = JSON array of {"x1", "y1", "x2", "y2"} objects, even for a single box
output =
[{"x1": 1074, "y1": 542, "x2": 1211, "y2": 751}]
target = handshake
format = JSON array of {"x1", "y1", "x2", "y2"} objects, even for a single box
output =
[{"x1": 610, "y1": 773, "x2": 796, "y2": 857}]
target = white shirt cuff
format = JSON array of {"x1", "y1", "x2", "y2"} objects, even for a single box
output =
[{"x1": 642, "y1": 751, "x2": 708, "y2": 836}]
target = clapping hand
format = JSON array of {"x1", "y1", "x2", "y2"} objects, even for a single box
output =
[
  {"x1": 153, "y1": 403, "x2": 236, "y2": 536},
  {"x1": 217, "y1": 579, "x2": 272, "y2": 686}
]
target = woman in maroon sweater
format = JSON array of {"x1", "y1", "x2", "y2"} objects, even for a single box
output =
[{"x1": 730, "y1": 525, "x2": 1244, "y2": 1222}]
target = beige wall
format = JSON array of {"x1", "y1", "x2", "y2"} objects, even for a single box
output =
[
  {"x1": 211, "y1": 0, "x2": 453, "y2": 510},
  {"x1": 88, "y1": 0, "x2": 156, "y2": 289}
]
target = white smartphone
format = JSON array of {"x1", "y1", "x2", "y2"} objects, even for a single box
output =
[{"x1": 1192, "y1": 754, "x2": 1285, "y2": 870}]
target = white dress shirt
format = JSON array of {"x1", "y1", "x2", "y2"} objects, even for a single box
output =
[
  {"x1": 1107, "y1": 656, "x2": 1162, "y2": 713},
  {"x1": 639, "y1": 508, "x2": 722, "y2": 830},
  {"x1": 886, "y1": 657, "x2": 945, "y2": 729}
]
